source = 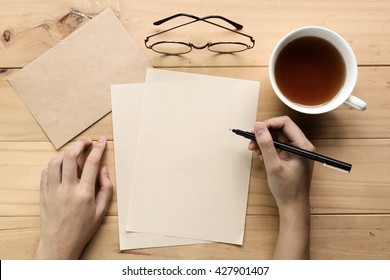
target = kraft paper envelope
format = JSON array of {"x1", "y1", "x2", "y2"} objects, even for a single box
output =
[
  {"x1": 127, "y1": 69, "x2": 260, "y2": 245},
  {"x1": 111, "y1": 84, "x2": 207, "y2": 250},
  {"x1": 9, "y1": 8, "x2": 151, "y2": 149}
]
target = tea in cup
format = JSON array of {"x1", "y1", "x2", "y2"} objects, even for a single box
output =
[{"x1": 269, "y1": 26, "x2": 367, "y2": 114}]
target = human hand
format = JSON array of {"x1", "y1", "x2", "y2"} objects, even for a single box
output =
[
  {"x1": 35, "y1": 137, "x2": 113, "y2": 259},
  {"x1": 248, "y1": 116, "x2": 314, "y2": 209},
  {"x1": 248, "y1": 116, "x2": 314, "y2": 259}
]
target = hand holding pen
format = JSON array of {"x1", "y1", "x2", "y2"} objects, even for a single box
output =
[
  {"x1": 244, "y1": 116, "x2": 314, "y2": 259},
  {"x1": 232, "y1": 126, "x2": 352, "y2": 173}
]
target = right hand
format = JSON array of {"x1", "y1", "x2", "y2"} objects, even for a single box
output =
[
  {"x1": 248, "y1": 116, "x2": 314, "y2": 259},
  {"x1": 248, "y1": 116, "x2": 314, "y2": 210}
]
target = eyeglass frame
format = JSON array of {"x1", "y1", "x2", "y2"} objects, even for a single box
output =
[{"x1": 144, "y1": 13, "x2": 255, "y2": 55}]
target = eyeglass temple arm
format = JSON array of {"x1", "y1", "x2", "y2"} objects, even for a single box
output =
[
  {"x1": 146, "y1": 18, "x2": 199, "y2": 43},
  {"x1": 201, "y1": 15, "x2": 243, "y2": 29},
  {"x1": 153, "y1": 13, "x2": 243, "y2": 30},
  {"x1": 146, "y1": 13, "x2": 254, "y2": 48},
  {"x1": 201, "y1": 18, "x2": 254, "y2": 44},
  {"x1": 153, "y1": 13, "x2": 200, "y2": 25}
]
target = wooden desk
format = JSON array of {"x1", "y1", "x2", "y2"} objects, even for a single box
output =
[{"x1": 1, "y1": 0, "x2": 389, "y2": 259}]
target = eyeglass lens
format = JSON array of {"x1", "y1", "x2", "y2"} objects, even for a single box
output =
[
  {"x1": 151, "y1": 42, "x2": 192, "y2": 55},
  {"x1": 145, "y1": 14, "x2": 255, "y2": 55},
  {"x1": 151, "y1": 41, "x2": 250, "y2": 55}
]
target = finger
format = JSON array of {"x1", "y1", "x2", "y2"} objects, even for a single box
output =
[
  {"x1": 254, "y1": 122, "x2": 282, "y2": 171},
  {"x1": 47, "y1": 155, "x2": 64, "y2": 187},
  {"x1": 269, "y1": 129, "x2": 289, "y2": 144},
  {"x1": 80, "y1": 136, "x2": 107, "y2": 191},
  {"x1": 94, "y1": 167, "x2": 113, "y2": 221},
  {"x1": 40, "y1": 168, "x2": 48, "y2": 188},
  {"x1": 254, "y1": 148, "x2": 262, "y2": 158},
  {"x1": 39, "y1": 168, "x2": 49, "y2": 209},
  {"x1": 62, "y1": 139, "x2": 93, "y2": 184},
  {"x1": 263, "y1": 116, "x2": 315, "y2": 151},
  {"x1": 248, "y1": 140, "x2": 264, "y2": 160},
  {"x1": 248, "y1": 140, "x2": 258, "y2": 151},
  {"x1": 77, "y1": 141, "x2": 94, "y2": 178},
  {"x1": 40, "y1": 168, "x2": 48, "y2": 194}
]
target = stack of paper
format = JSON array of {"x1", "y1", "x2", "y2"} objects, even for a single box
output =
[
  {"x1": 112, "y1": 69, "x2": 260, "y2": 250},
  {"x1": 8, "y1": 6, "x2": 260, "y2": 250}
]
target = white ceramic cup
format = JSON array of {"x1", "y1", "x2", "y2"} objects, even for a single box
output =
[{"x1": 269, "y1": 26, "x2": 367, "y2": 114}]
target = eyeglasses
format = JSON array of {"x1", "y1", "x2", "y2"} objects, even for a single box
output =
[{"x1": 144, "y1": 13, "x2": 255, "y2": 55}]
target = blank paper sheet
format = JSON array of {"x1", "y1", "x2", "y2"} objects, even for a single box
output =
[
  {"x1": 111, "y1": 84, "x2": 207, "y2": 249},
  {"x1": 127, "y1": 69, "x2": 260, "y2": 245}
]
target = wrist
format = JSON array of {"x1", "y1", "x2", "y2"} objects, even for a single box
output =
[
  {"x1": 273, "y1": 200, "x2": 311, "y2": 259},
  {"x1": 277, "y1": 199, "x2": 310, "y2": 227},
  {"x1": 35, "y1": 238, "x2": 81, "y2": 260}
]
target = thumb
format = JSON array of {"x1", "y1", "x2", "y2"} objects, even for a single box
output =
[{"x1": 254, "y1": 122, "x2": 281, "y2": 168}]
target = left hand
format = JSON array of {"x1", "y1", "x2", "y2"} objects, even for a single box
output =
[{"x1": 35, "y1": 137, "x2": 113, "y2": 259}]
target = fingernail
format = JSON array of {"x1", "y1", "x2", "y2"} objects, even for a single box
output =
[
  {"x1": 254, "y1": 122, "x2": 266, "y2": 135},
  {"x1": 102, "y1": 166, "x2": 109, "y2": 177},
  {"x1": 98, "y1": 136, "x2": 106, "y2": 143},
  {"x1": 259, "y1": 154, "x2": 263, "y2": 161}
]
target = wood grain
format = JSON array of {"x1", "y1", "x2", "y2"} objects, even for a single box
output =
[
  {"x1": 1, "y1": 1, "x2": 390, "y2": 67},
  {"x1": 1, "y1": 215, "x2": 389, "y2": 260},
  {"x1": 1, "y1": 0, "x2": 389, "y2": 260},
  {"x1": 1, "y1": 140, "x2": 389, "y2": 218},
  {"x1": 1, "y1": 67, "x2": 389, "y2": 142}
]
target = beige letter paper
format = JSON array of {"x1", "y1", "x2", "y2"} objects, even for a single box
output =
[
  {"x1": 127, "y1": 69, "x2": 259, "y2": 245},
  {"x1": 111, "y1": 84, "x2": 207, "y2": 250}
]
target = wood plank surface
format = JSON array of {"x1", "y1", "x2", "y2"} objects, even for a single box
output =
[
  {"x1": 1, "y1": 139, "x2": 389, "y2": 218},
  {"x1": 1, "y1": 66, "x2": 389, "y2": 141},
  {"x1": 1, "y1": 0, "x2": 390, "y2": 68},
  {"x1": 1, "y1": 215, "x2": 389, "y2": 260}
]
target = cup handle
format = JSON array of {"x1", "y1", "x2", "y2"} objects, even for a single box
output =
[{"x1": 344, "y1": 95, "x2": 367, "y2": 111}]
